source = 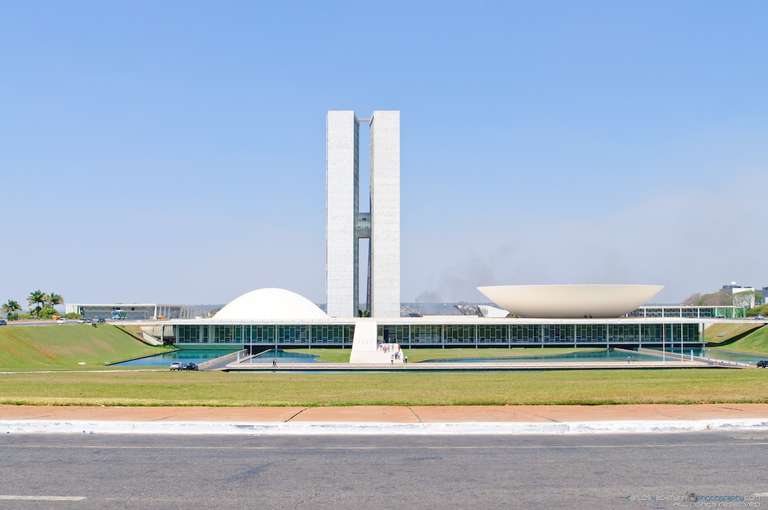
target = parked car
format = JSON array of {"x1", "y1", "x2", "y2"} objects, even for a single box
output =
[
  {"x1": 169, "y1": 362, "x2": 182, "y2": 371},
  {"x1": 0, "y1": 319, "x2": 7, "y2": 326},
  {"x1": 757, "y1": 360, "x2": 768, "y2": 369},
  {"x1": 56, "y1": 318, "x2": 66, "y2": 324},
  {"x1": 182, "y1": 363, "x2": 199, "y2": 371},
  {"x1": 97, "y1": 318, "x2": 106, "y2": 324}
]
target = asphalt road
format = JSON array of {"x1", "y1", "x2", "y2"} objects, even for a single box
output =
[{"x1": 1, "y1": 433, "x2": 767, "y2": 509}]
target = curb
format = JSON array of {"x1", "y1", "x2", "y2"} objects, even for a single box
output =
[{"x1": 2, "y1": 419, "x2": 768, "y2": 435}]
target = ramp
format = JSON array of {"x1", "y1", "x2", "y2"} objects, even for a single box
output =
[{"x1": 350, "y1": 320, "x2": 403, "y2": 364}]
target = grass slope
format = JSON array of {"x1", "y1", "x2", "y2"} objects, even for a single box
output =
[
  {"x1": 705, "y1": 323, "x2": 763, "y2": 345},
  {"x1": 0, "y1": 324, "x2": 172, "y2": 370},
  {"x1": 711, "y1": 326, "x2": 768, "y2": 355},
  {"x1": 0, "y1": 369, "x2": 767, "y2": 406}
]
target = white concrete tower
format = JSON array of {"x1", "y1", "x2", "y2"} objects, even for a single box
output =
[
  {"x1": 369, "y1": 111, "x2": 401, "y2": 318},
  {"x1": 325, "y1": 110, "x2": 400, "y2": 318},
  {"x1": 325, "y1": 111, "x2": 358, "y2": 318}
]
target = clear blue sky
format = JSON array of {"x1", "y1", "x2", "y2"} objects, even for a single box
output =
[{"x1": 1, "y1": 1, "x2": 766, "y2": 306}]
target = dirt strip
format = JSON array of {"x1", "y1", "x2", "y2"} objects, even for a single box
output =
[{"x1": 1, "y1": 404, "x2": 768, "y2": 423}]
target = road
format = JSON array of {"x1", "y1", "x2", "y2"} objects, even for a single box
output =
[{"x1": 1, "y1": 433, "x2": 767, "y2": 509}]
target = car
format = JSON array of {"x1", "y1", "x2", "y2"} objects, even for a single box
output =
[
  {"x1": 56, "y1": 318, "x2": 66, "y2": 324},
  {"x1": 169, "y1": 362, "x2": 182, "y2": 371},
  {"x1": 0, "y1": 319, "x2": 7, "y2": 326},
  {"x1": 182, "y1": 363, "x2": 199, "y2": 371},
  {"x1": 97, "y1": 318, "x2": 106, "y2": 324},
  {"x1": 754, "y1": 315, "x2": 766, "y2": 320},
  {"x1": 757, "y1": 360, "x2": 768, "y2": 368}
]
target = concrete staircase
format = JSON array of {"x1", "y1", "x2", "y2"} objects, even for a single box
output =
[{"x1": 350, "y1": 319, "x2": 404, "y2": 364}]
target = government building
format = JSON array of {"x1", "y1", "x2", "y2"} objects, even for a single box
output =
[{"x1": 162, "y1": 111, "x2": 747, "y2": 361}]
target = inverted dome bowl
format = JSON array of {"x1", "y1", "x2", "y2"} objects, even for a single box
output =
[{"x1": 477, "y1": 284, "x2": 663, "y2": 319}]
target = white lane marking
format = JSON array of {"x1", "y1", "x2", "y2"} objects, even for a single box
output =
[
  {"x1": 2, "y1": 442, "x2": 768, "y2": 451},
  {"x1": 753, "y1": 492, "x2": 768, "y2": 498},
  {"x1": 0, "y1": 495, "x2": 85, "y2": 501}
]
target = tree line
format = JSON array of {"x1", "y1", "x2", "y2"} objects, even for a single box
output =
[{"x1": 2, "y1": 290, "x2": 65, "y2": 321}]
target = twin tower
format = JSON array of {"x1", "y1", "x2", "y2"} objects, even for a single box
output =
[{"x1": 326, "y1": 111, "x2": 400, "y2": 318}]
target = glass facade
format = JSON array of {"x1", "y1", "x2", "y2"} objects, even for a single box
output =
[
  {"x1": 174, "y1": 324, "x2": 353, "y2": 346},
  {"x1": 575, "y1": 324, "x2": 604, "y2": 344},
  {"x1": 444, "y1": 325, "x2": 474, "y2": 344},
  {"x1": 628, "y1": 306, "x2": 747, "y2": 319},
  {"x1": 510, "y1": 325, "x2": 540, "y2": 344},
  {"x1": 477, "y1": 325, "x2": 507, "y2": 345},
  {"x1": 378, "y1": 325, "x2": 409, "y2": 344},
  {"x1": 543, "y1": 324, "x2": 573, "y2": 344},
  {"x1": 277, "y1": 325, "x2": 310, "y2": 344},
  {"x1": 311, "y1": 325, "x2": 354, "y2": 345},
  {"x1": 250, "y1": 325, "x2": 275, "y2": 343},
  {"x1": 175, "y1": 322, "x2": 702, "y2": 347},
  {"x1": 375, "y1": 322, "x2": 701, "y2": 347},
  {"x1": 411, "y1": 325, "x2": 442, "y2": 345}
]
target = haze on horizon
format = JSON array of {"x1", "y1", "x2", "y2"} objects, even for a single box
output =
[{"x1": 1, "y1": 1, "x2": 766, "y2": 306}]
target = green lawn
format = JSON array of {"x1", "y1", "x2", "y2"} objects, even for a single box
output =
[
  {"x1": 286, "y1": 348, "x2": 351, "y2": 363},
  {"x1": 401, "y1": 347, "x2": 601, "y2": 363},
  {"x1": 704, "y1": 323, "x2": 763, "y2": 346},
  {"x1": 710, "y1": 326, "x2": 768, "y2": 355},
  {"x1": 284, "y1": 347, "x2": 597, "y2": 363},
  {"x1": 0, "y1": 324, "x2": 173, "y2": 370},
  {"x1": 0, "y1": 369, "x2": 767, "y2": 406}
]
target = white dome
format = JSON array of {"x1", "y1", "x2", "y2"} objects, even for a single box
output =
[{"x1": 214, "y1": 288, "x2": 328, "y2": 320}]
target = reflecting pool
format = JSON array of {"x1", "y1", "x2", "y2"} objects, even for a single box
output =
[
  {"x1": 115, "y1": 348, "x2": 239, "y2": 366},
  {"x1": 423, "y1": 349, "x2": 663, "y2": 363},
  {"x1": 248, "y1": 349, "x2": 318, "y2": 363}
]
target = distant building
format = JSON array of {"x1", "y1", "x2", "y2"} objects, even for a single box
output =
[
  {"x1": 760, "y1": 287, "x2": 768, "y2": 305},
  {"x1": 721, "y1": 282, "x2": 754, "y2": 293},
  {"x1": 721, "y1": 282, "x2": 756, "y2": 309},
  {"x1": 65, "y1": 303, "x2": 189, "y2": 321}
]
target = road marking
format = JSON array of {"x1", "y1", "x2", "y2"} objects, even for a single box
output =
[
  {"x1": 2, "y1": 442, "x2": 768, "y2": 451},
  {"x1": 0, "y1": 495, "x2": 85, "y2": 501}
]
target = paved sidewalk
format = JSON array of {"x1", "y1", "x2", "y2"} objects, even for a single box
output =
[{"x1": 2, "y1": 403, "x2": 768, "y2": 423}]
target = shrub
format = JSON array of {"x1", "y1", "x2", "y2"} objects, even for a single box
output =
[{"x1": 746, "y1": 304, "x2": 768, "y2": 317}]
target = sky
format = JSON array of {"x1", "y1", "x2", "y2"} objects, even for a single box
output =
[{"x1": 1, "y1": 1, "x2": 766, "y2": 306}]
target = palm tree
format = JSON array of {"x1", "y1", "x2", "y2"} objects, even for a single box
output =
[
  {"x1": 27, "y1": 290, "x2": 46, "y2": 317},
  {"x1": 46, "y1": 292, "x2": 63, "y2": 307},
  {"x1": 2, "y1": 299, "x2": 21, "y2": 320}
]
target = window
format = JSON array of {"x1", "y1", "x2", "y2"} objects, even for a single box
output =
[
  {"x1": 574, "y1": 324, "x2": 604, "y2": 344},
  {"x1": 377, "y1": 325, "x2": 409, "y2": 343},
  {"x1": 444, "y1": 325, "x2": 474, "y2": 344},
  {"x1": 543, "y1": 324, "x2": 574, "y2": 344},
  {"x1": 411, "y1": 325, "x2": 441, "y2": 345},
  {"x1": 510, "y1": 325, "x2": 539, "y2": 344},
  {"x1": 214, "y1": 325, "x2": 234, "y2": 343},
  {"x1": 311, "y1": 325, "x2": 353, "y2": 345},
  {"x1": 608, "y1": 324, "x2": 639, "y2": 344},
  {"x1": 277, "y1": 326, "x2": 310, "y2": 344},
  {"x1": 250, "y1": 325, "x2": 275, "y2": 343},
  {"x1": 477, "y1": 325, "x2": 507, "y2": 344}
]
